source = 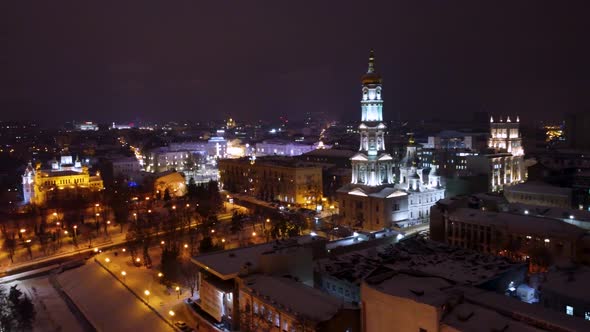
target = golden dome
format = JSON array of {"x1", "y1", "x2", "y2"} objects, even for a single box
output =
[{"x1": 361, "y1": 49, "x2": 382, "y2": 85}]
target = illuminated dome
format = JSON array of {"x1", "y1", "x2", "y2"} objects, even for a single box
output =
[{"x1": 361, "y1": 49, "x2": 382, "y2": 85}]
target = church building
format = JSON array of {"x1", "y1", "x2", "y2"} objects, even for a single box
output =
[{"x1": 336, "y1": 50, "x2": 445, "y2": 231}]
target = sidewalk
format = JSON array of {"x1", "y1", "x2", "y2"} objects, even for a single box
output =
[{"x1": 94, "y1": 248, "x2": 190, "y2": 329}]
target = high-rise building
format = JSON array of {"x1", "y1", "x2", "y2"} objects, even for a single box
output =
[{"x1": 337, "y1": 50, "x2": 444, "y2": 230}]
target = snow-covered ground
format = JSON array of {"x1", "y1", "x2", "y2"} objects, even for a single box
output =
[{"x1": 6, "y1": 277, "x2": 84, "y2": 332}]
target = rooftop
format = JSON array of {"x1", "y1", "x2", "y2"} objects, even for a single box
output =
[
  {"x1": 449, "y1": 208, "x2": 587, "y2": 239},
  {"x1": 192, "y1": 236, "x2": 319, "y2": 280},
  {"x1": 364, "y1": 271, "x2": 454, "y2": 306},
  {"x1": 302, "y1": 149, "x2": 356, "y2": 158},
  {"x1": 317, "y1": 236, "x2": 520, "y2": 286},
  {"x1": 504, "y1": 181, "x2": 572, "y2": 197},
  {"x1": 542, "y1": 266, "x2": 590, "y2": 302},
  {"x1": 242, "y1": 274, "x2": 347, "y2": 323},
  {"x1": 442, "y1": 302, "x2": 541, "y2": 332}
]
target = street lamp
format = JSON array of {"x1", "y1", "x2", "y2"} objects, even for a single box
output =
[
  {"x1": 105, "y1": 258, "x2": 110, "y2": 263},
  {"x1": 168, "y1": 310, "x2": 175, "y2": 317},
  {"x1": 175, "y1": 286, "x2": 180, "y2": 299},
  {"x1": 73, "y1": 225, "x2": 78, "y2": 237},
  {"x1": 144, "y1": 290, "x2": 150, "y2": 303},
  {"x1": 252, "y1": 232, "x2": 257, "y2": 237},
  {"x1": 184, "y1": 244, "x2": 188, "y2": 249},
  {"x1": 19, "y1": 228, "x2": 26, "y2": 233},
  {"x1": 121, "y1": 271, "x2": 127, "y2": 281},
  {"x1": 157, "y1": 272, "x2": 163, "y2": 278}
]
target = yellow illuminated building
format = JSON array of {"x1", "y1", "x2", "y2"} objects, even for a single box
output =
[{"x1": 22, "y1": 156, "x2": 103, "y2": 206}]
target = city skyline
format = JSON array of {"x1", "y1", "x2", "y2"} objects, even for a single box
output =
[{"x1": 2, "y1": 1, "x2": 590, "y2": 125}]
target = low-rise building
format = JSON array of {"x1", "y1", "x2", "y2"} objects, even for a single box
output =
[
  {"x1": 316, "y1": 236, "x2": 525, "y2": 304},
  {"x1": 430, "y1": 196, "x2": 590, "y2": 264},
  {"x1": 190, "y1": 236, "x2": 327, "y2": 330},
  {"x1": 239, "y1": 275, "x2": 359, "y2": 332},
  {"x1": 504, "y1": 181, "x2": 572, "y2": 209},
  {"x1": 361, "y1": 271, "x2": 589, "y2": 332}
]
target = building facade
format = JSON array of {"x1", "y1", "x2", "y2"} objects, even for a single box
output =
[
  {"x1": 219, "y1": 157, "x2": 323, "y2": 206},
  {"x1": 22, "y1": 156, "x2": 103, "y2": 205},
  {"x1": 466, "y1": 116, "x2": 526, "y2": 192}
]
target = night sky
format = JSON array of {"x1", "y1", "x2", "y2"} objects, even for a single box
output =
[{"x1": 2, "y1": 1, "x2": 590, "y2": 125}]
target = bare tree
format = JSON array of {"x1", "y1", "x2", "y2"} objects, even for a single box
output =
[{"x1": 180, "y1": 260, "x2": 199, "y2": 298}]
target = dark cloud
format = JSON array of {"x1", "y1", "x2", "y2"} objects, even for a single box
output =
[{"x1": 1, "y1": 1, "x2": 589, "y2": 124}]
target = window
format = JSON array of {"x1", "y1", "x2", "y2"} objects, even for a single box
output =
[
  {"x1": 585, "y1": 312, "x2": 590, "y2": 321},
  {"x1": 566, "y1": 305, "x2": 574, "y2": 316}
]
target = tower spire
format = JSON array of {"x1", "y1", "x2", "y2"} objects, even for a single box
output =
[{"x1": 367, "y1": 49, "x2": 375, "y2": 73}]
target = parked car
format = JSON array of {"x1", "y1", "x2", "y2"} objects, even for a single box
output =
[{"x1": 175, "y1": 321, "x2": 192, "y2": 331}]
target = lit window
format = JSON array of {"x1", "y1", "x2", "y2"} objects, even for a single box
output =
[
  {"x1": 566, "y1": 305, "x2": 574, "y2": 316},
  {"x1": 585, "y1": 312, "x2": 590, "y2": 320}
]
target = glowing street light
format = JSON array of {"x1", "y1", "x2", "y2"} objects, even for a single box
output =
[
  {"x1": 221, "y1": 238, "x2": 226, "y2": 243},
  {"x1": 184, "y1": 244, "x2": 188, "y2": 249},
  {"x1": 105, "y1": 258, "x2": 110, "y2": 263},
  {"x1": 93, "y1": 248, "x2": 99, "y2": 253},
  {"x1": 161, "y1": 241, "x2": 165, "y2": 245},
  {"x1": 252, "y1": 232, "x2": 257, "y2": 237},
  {"x1": 168, "y1": 310, "x2": 175, "y2": 317},
  {"x1": 144, "y1": 290, "x2": 150, "y2": 303},
  {"x1": 157, "y1": 272, "x2": 163, "y2": 278},
  {"x1": 175, "y1": 286, "x2": 180, "y2": 299},
  {"x1": 121, "y1": 271, "x2": 127, "y2": 281},
  {"x1": 172, "y1": 205, "x2": 176, "y2": 210},
  {"x1": 19, "y1": 228, "x2": 26, "y2": 233}
]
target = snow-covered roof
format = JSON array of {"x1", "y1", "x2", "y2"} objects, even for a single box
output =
[
  {"x1": 442, "y1": 302, "x2": 542, "y2": 332},
  {"x1": 542, "y1": 266, "x2": 590, "y2": 302},
  {"x1": 242, "y1": 275, "x2": 347, "y2": 323},
  {"x1": 458, "y1": 286, "x2": 590, "y2": 332},
  {"x1": 364, "y1": 271, "x2": 453, "y2": 306},
  {"x1": 317, "y1": 237, "x2": 520, "y2": 286},
  {"x1": 449, "y1": 208, "x2": 586, "y2": 239},
  {"x1": 192, "y1": 236, "x2": 318, "y2": 280},
  {"x1": 504, "y1": 181, "x2": 572, "y2": 197}
]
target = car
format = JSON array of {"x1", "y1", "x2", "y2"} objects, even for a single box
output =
[{"x1": 174, "y1": 321, "x2": 192, "y2": 331}]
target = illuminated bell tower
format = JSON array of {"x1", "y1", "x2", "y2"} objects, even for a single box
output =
[{"x1": 350, "y1": 50, "x2": 395, "y2": 186}]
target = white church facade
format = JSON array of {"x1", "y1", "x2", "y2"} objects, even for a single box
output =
[{"x1": 337, "y1": 50, "x2": 445, "y2": 231}]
